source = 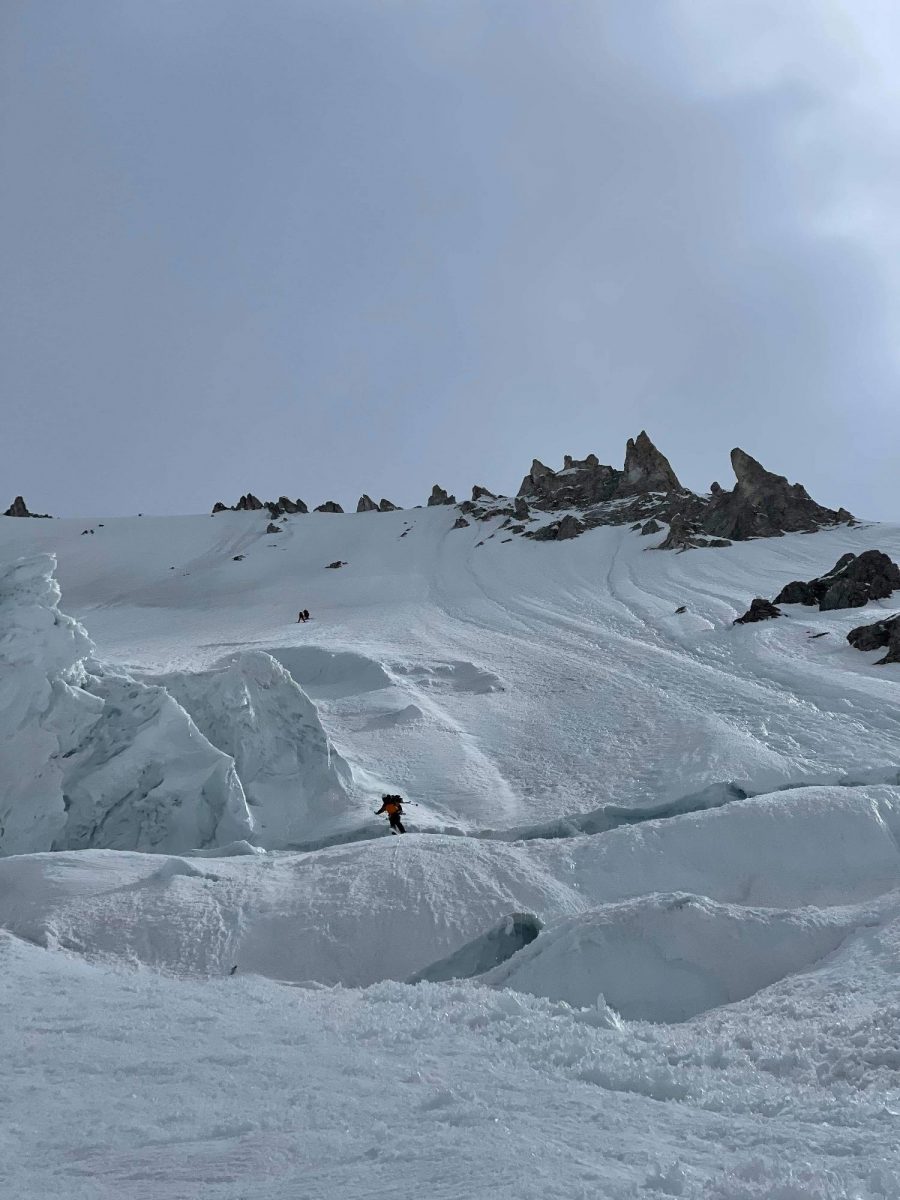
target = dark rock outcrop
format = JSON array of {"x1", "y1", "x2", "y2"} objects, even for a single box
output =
[
  {"x1": 774, "y1": 552, "x2": 900, "y2": 611},
  {"x1": 656, "y1": 514, "x2": 731, "y2": 552},
  {"x1": 701, "y1": 449, "x2": 852, "y2": 541},
  {"x1": 471, "y1": 485, "x2": 497, "y2": 502},
  {"x1": 213, "y1": 494, "x2": 307, "y2": 516},
  {"x1": 428, "y1": 485, "x2": 456, "y2": 507},
  {"x1": 452, "y1": 516, "x2": 470, "y2": 529},
  {"x1": 513, "y1": 497, "x2": 530, "y2": 521},
  {"x1": 4, "y1": 496, "x2": 50, "y2": 518},
  {"x1": 276, "y1": 497, "x2": 308, "y2": 515},
  {"x1": 518, "y1": 432, "x2": 680, "y2": 511},
  {"x1": 266, "y1": 522, "x2": 282, "y2": 534},
  {"x1": 379, "y1": 499, "x2": 399, "y2": 512},
  {"x1": 847, "y1": 615, "x2": 900, "y2": 664},
  {"x1": 357, "y1": 495, "x2": 378, "y2": 513},
  {"x1": 640, "y1": 519, "x2": 662, "y2": 536},
  {"x1": 528, "y1": 515, "x2": 586, "y2": 542},
  {"x1": 315, "y1": 501, "x2": 344, "y2": 514},
  {"x1": 734, "y1": 598, "x2": 783, "y2": 625},
  {"x1": 519, "y1": 455, "x2": 619, "y2": 508},
  {"x1": 619, "y1": 432, "x2": 681, "y2": 496},
  {"x1": 326, "y1": 560, "x2": 347, "y2": 569}
]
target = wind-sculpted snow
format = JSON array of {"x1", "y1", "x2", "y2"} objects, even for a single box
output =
[
  {"x1": 479, "y1": 894, "x2": 872, "y2": 1021},
  {"x1": 3, "y1": 786, "x2": 900, "y2": 987},
  {"x1": 269, "y1": 645, "x2": 392, "y2": 699},
  {"x1": 145, "y1": 652, "x2": 353, "y2": 847},
  {"x1": 479, "y1": 781, "x2": 752, "y2": 841},
  {"x1": 484, "y1": 767, "x2": 900, "y2": 842},
  {"x1": 0, "y1": 554, "x2": 252, "y2": 855}
]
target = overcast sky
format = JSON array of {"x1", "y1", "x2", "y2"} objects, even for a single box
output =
[{"x1": 2, "y1": 0, "x2": 899, "y2": 517}]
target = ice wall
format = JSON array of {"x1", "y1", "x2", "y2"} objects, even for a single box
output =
[
  {"x1": 147, "y1": 651, "x2": 353, "y2": 847},
  {"x1": 0, "y1": 554, "x2": 252, "y2": 855}
]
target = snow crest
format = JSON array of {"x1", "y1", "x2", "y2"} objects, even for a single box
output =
[{"x1": 0, "y1": 554, "x2": 252, "y2": 855}]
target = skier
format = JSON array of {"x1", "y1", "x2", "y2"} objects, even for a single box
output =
[{"x1": 375, "y1": 794, "x2": 406, "y2": 834}]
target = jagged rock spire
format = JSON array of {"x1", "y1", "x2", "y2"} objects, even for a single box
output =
[
  {"x1": 471, "y1": 485, "x2": 497, "y2": 502},
  {"x1": 618, "y1": 431, "x2": 681, "y2": 496},
  {"x1": 4, "y1": 496, "x2": 49, "y2": 518},
  {"x1": 701, "y1": 447, "x2": 852, "y2": 540},
  {"x1": 428, "y1": 485, "x2": 456, "y2": 507},
  {"x1": 357, "y1": 494, "x2": 378, "y2": 512}
]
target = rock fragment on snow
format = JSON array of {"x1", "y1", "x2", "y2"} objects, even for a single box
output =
[{"x1": 734, "y1": 598, "x2": 783, "y2": 625}]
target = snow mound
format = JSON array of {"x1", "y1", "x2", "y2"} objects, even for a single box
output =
[
  {"x1": 363, "y1": 704, "x2": 423, "y2": 730},
  {"x1": 408, "y1": 913, "x2": 542, "y2": 983},
  {"x1": 391, "y1": 659, "x2": 503, "y2": 694},
  {"x1": 573, "y1": 785, "x2": 900, "y2": 909},
  {"x1": 269, "y1": 645, "x2": 392, "y2": 699},
  {"x1": 0, "y1": 554, "x2": 252, "y2": 855},
  {"x1": 481, "y1": 894, "x2": 871, "y2": 1021},
  {"x1": 145, "y1": 651, "x2": 353, "y2": 847}
]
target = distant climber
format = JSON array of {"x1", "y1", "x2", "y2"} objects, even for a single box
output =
[
  {"x1": 375, "y1": 794, "x2": 406, "y2": 834},
  {"x1": 296, "y1": 609, "x2": 310, "y2": 623}
]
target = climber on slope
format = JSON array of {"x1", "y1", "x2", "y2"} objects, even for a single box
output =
[{"x1": 375, "y1": 794, "x2": 406, "y2": 834}]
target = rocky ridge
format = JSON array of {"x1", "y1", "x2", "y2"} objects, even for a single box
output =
[{"x1": 207, "y1": 431, "x2": 853, "y2": 551}]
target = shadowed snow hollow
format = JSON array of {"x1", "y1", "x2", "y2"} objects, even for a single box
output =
[
  {"x1": 407, "y1": 912, "x2": 542, "y2": 983},
  {"x1": 145, "y1": 652, "x2": 353, "y2": 847},
  {"x1": 479, "y1": 894, "x2": 871, "y2": 1021},
  {"x1": 0, "y1": 555, "x2": 252, "y2": 855}
]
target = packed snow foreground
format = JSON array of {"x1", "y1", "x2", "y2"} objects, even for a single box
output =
[{"x1": 3, "y1": 504, "x2": 900, "y2": 1197}]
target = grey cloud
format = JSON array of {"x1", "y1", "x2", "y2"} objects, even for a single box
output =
[{"x1": 0, "y1": 1, "x2": 897, "y2": 516}]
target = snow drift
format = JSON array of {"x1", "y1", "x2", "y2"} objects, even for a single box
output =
[
  {"x1": 145, "y1": 652, "x2": 354, "y2": 847},
  {"x1": 0, "y1": 554, "x2": 252, "y2": 855}
]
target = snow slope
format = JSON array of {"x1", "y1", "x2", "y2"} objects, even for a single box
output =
[
  {"x1": 4, "y1": 506, "x2": 900, "y2": 831},
  {"x1": 4, "y1": 507, "x2": 900, "y2": 1196}
]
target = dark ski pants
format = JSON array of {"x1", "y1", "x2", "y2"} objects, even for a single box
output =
[{"x1": 389, "y1": 814, "x2": 405, "y2": 834}]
